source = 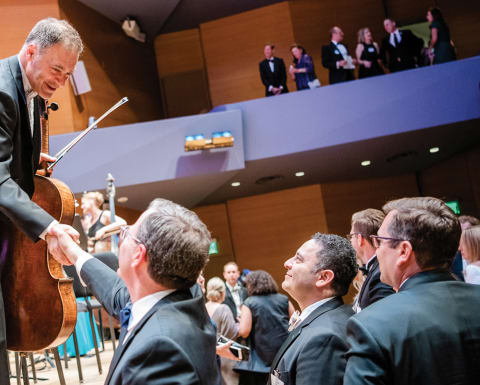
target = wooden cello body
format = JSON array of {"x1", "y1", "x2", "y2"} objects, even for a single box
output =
[{"x1": 1, "y1": 101, "x2": 77, "y2": 351}]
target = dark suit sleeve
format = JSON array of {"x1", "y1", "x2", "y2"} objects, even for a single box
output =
[
  {"x1": 80, "y1": 258, "x2": 130, "y2": 319},
  {"x1": 295, "y1": 332, "x2": 348, "y2": 384},
  {"x1": 119, "y1": 336, "x2": 200, "y2": 385},
  {"x1": 278, "y1": 59, "x2": 287, "y2": 88},
  {"x1": 322, "y1": 45, "x2": 337, "y2": 70},
  {"x1": 259, "y1": 62, "x2": 270, "y2": 88},
  {"x1": 0, "y1": 91, "x2": 54, "y2": 240},
  {"x1": 344, "y1": 317, "x2": 388, "y2": 385}
]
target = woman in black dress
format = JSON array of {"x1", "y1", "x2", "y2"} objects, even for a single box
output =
[
  {"x1": 426, "y1": 7, "x2": 456, "y2": 64},
  {"x1": 355, "y1": 27, "x2": 384, "y2": 79}
]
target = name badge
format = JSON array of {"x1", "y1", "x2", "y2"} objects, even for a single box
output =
[
  {"x1": 271, "y1": 372, "x2": 285, "y2": 385},
  {"x1": 368, "y1": 47, "x2": 375, "y2": 52},
  {"x1": 334, "y1": 50, "x2": 340, "y2": 55}
]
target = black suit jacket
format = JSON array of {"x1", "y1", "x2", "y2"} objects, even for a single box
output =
[
  {"x1": 222, "y1": 283, "x2": 247, "y2": 320},
  {"x1": 321, "y1": 42, "x2": 355, "y2": 84},
  {"x1": 259, "y1": 57, "x2": 289, "y2": 97},
  {"x1": 80, "y1": 258, "x2": 220, "y2": 385},
  {"x1": 380, "y1": 29, "x2": 424, "y2": 72},
  {"x1": 268, "y1": 297, "x2": 353, "y2": 385},
  {"x1": 356, "y1": 256, "x2": 394, "y2": 311},
  {"x1": 0, "y1": 55, "x2": 54, "y2": 242},
  {"x1": 344, "y1": 270, "x2": 480, "y2": 385}
]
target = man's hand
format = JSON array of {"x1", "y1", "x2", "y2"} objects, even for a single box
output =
[
  {"x1": 46, "y1": 223, "x2": 80, "y2": 265},
  {"x1": 216, "y1": 341, "x2": 241, "y2": 361},
  {"x1": 39, "y1": 153, "x2": 57, "y2": 170},
  {"x1": 338, "y1": 60, "x2": 347, "y2": 67}
]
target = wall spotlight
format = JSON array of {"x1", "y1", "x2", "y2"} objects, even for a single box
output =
[
  {"x1": 361, "y1": 160, "x2": 371, "y2": 166},
  {"x1": 231, "y1": 182, "x2": 240, "y2": 187},
  {"x1": 429, "y1": 147, "x2": 440, "y2": 153},
  {"x1": 295, "y1": 171, "x2": 305, "y2": 177}
]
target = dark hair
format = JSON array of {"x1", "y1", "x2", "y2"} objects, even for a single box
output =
[
  {"x1": 136, "y1": 198, "x2": 211, "y2": 289},
  {"x1": 265, "y1": 44, "x2": 275, "y2": 50},
  {"x1": 311, "y1": 233, "x2": 358, "y2": 296},
  {"x1": 382, "y1": 197, "x2": 461, "y2": 270},
  {"x1": 244, "y1": 270, "x2": 278, "y2": 296},
  {"x1": 290, "y1": 44, "x2": 305, "y2": 65},
  {"x1": 429, "y1": 7, "x2": 445, "y2": 23},
  {"x1": 352, "y1": 209, "x2": 385, "y2": 245}
]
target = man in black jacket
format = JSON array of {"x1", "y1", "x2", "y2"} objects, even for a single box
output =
[
  {"x1": 344, "y1": 197, "x2": 480, "y2": 385},
  {"x1": 269, "y1": 233, "x2": 357, "y2": 385},
  {"x1": 0, "y1": 18, "x2": 82, "y2": 382},
  {"x1": 349, "y1": 208, "x2": 394, "y2": 312},
  {"x1": 321, "y1": 26, "x2": 355, "y2": 84},
  {"x1": 259, "y1": 44, "x2": 288, "y2": 97},
  {"x1": 49, "y1": 198, "x2": 220, "y2": 385},
  {"x1": 222, "y1": 261, "x2": 247, "y2": 320},
  {"x1": 380, "y1": 19, "x2": 424, "y2": 72}
]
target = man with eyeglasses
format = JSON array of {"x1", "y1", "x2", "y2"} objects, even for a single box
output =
[
  {"x1": 48, "y1": 198, "x2": 220, "y2": 385},
  {"x1": 349, "y1": 209, "x2": 394, "y2": 313},
  {"x1": 344, "y1": 197, "x2": 480, "y2": 385}
]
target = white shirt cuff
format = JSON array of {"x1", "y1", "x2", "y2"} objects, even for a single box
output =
[
  {"x1": 75, "y1": 252, "x2": 94, "y2": 287},
  {"x1": 39, "y1": 220, "x2": 58, "y2": 240},
  {"x1": 268, "y1": 85, "x2": 273, "y2": 91}
]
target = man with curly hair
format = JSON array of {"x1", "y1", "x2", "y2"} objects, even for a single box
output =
[{"x1": 49, "y1": 198, "x2": 219, "y2": 385}]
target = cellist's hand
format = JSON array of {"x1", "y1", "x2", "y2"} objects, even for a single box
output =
[
  {"x1": 38, "y1": 153, "x2": 57, "y2": 176},
  {"x1": 46, "y1": 224, "x2": 80, "y2": 265}
]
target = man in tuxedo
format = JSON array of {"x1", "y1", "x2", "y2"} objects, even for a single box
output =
[
  {"x1": 269, "y1": 233, "x2": 357, "y2": 385},
  {"x1": 349, "y1": 209, "x2": 394, "y2": 312},
  {"x1": 49, "y1": 198, "x2": 220, "y2": 385},
  {"x1": 344, "y1": 197, "x2": 480, "y2": 385},
  {"x1": 222, "y1": 261, "x2": 247, "y2": 320},
  {"x1": 259, "y1": 44, "x2": 288, "y2": 97},
  {"x1": 0, "y1": 18, "x2": 82, "y2": 382},
  {"x1": 380, "y1": 18, "x2": 424, "y2": 73},
  {"x1": 321, "y1": 26, "x2": 355, "y2": 84}
]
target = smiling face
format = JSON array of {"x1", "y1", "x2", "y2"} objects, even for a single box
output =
[
  {"x1": 24, "y1": 43, "x2": 78, "y2": 99},
  {"x1": 282, "y1": 239, "x2": 321, "y2": 303},
  {"x1": 264, "y1": 45, "x2": 273, "y2": 59},
  {"x1": 223, "y1": 263, "x2": 240, "y2": 286},
  {"x1": 384, "y1": 19, "x2": 396, "y2": 34}
]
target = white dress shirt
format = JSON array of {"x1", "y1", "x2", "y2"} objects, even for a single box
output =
[
  {"x1": 225, "y1": 281, "x2": 243, "y2": 316},
  {"x1": 299, "y1": 296, "x2": 335, "y2": 324},
  {"x1": 389, "y1": 29, "x2": 402, "y2": 47}
]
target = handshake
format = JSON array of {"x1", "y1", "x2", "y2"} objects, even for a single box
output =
[{"x1": 45, "y1": 223, "x2": 84, "y2": 266}]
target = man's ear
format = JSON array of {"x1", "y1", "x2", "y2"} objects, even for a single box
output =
[
  {"x1": 25, "y1": 43, "x2": 37, "y2": 60},
  {"x1": 131, "y1": 243, "x2": 147, "y2": 268},
  {"x1": 315, "y1": 269, "x2": 334, "y2": 289},
  {"x1": 396, "y1": 241, "x2": 414, "y2": 268}
]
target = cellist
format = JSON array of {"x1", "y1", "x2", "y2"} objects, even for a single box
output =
[{"x1": 0, "y1": 18, "x2": 83, "y2": 382}]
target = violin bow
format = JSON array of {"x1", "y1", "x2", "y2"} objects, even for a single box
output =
[{"x1": 47, "y1": 97, "x2": 129, "y2": 171}]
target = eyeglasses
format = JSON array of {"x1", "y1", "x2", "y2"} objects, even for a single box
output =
[
  {"x1": 119, "y1": 226, "x2": 142, "y2": 244},
  {"x1": 369, "y1": 235, "x2": 407, "y2": 249},
  {"x1": 346, "y1": 233, "x2": 363, "y2": 240}
]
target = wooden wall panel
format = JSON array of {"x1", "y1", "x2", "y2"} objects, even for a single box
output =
[
  {"x1": 289, "y1": 0, "x2": 386, "y2": 86},
  {"x1": 385, "y1": 0, "x2": 432, "y2": 24},
  {"x1": 58, "y1": 0, "x2": 163, "y2": 133},
  {"x1": 200, "y1": 2, "x2": 296, "y2": 107},
  {"x1": 226, "y1": 185, "x2": 328, "y2": 295},
  {"x1": 115, "y1": 205, "x2": 142, "y2": 225},
  {"x1": 418, "y1": 147, "x2": 480, "y2": 218},
  {"x1": 321, "y1": 174, "x2": 420, "y2": 236}
]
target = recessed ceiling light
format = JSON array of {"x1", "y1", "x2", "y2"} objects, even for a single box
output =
[
  {"x1": 361, "y1": 160, "x2": 371, "y2": 166},
  {"x1": 231, "y1": 182, "x2": 240, "y2": 187},
  {"x1": 295, "y1": 171, "x2": 305, "y2": 177},
  {"x1": 429, "y1": 147, "x2": 440, "y2": 153},
  {"x1": 117, "y1": 196, "x2": 128, "y2": 203}
]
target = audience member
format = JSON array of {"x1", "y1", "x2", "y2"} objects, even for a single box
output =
[
  {"x1": 223, "y1": 262, "x2": 248, "y2": 320},
  {"x1": 259, "y1": 44, "x2": 289, "y2": 97},
  {"x1": 452, "y1": 215, "x2": 480, "y2": 280},
  {"x1": 349, "y1": 209, "x2": 394, "y2": 312},
  {"x1": 236, "y1": 270, "x2": 293, "y2": 385},
  {"x1": 356, "y1": 27, "x2": 385, "y2": 79},
  {"x1": 344, "y1": 197, "x2": 480, "y2": 385},
  {"x1": 289, "y1": 44, "x2": 319, "y2": 91},
  {"x1": 322, "y1": 26, "x2": 355, "y2": 84},
  {"x1": 269, "y1": 234, "x2": 357, "y2": 385},
  {"x1": 426, "y1": 7, "x2": 456, "y2": 65},
  {"x1": 49, "y1": 198, "x2": 220, "y2": 385},
  {"x1": 206, "y1": 277, "x2": 240, "y2": 385},
  {"x1": 460, "y1": 226, "x2": 480, "y2": 284},
  {"x1": 380, "y1": 18, "x2": 424, "y2": 73},
  {"x1": 81, "y1": 191, "x2": 126, "y2": 254}
]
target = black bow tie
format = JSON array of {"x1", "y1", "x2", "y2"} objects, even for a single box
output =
[
  {"x1": 268, "y1": 59, "x2": 274, "y2": 62},
  {"x1": 359, "y1": 266, "x2": 369, "y2": 276}
]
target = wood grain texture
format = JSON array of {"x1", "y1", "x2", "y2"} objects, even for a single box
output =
[
  {"x1": 226, "y1": 185, "x2": 328, "y2": 295},
  {"x1": 200, "y1": 2, "x2": 296, "y2": 106}
]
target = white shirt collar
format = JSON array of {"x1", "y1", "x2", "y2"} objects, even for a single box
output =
[
  {"x1": 17, "y1": 55, "x2": 37, "y2": 98},
  {"x1": 365, "y1": 254, "x2": 377, "y2": 270},
  {"x1": 128, "y1": 289, "x2": 175, "y2": 332},
  {"x1": 225, "y1": 281, "x2": 240, "y2": 292},
  {"x1": 299, "y1": 296, "x2": 335, "y2": 323}
]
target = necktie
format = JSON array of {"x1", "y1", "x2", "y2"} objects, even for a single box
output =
[
  {"x1": 120, "y1": 302, "x2": 132, "y2": 330},
  {"x1": 394, "y1": 32, "x2": 399, "y2": 47},
  {"x1": 288, "y1": 310, "x2": 301, "y2": 331}
]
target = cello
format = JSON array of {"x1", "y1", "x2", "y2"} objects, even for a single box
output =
[{"x1": 2, "y1": 99, "x2": 76, "y2": 351}]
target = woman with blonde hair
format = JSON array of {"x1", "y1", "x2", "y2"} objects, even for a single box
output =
[
  {"x1": 206, "y1": 277, "x2": 239, "y2": 385},
  {"x1": 355, "y1": 27, "x2": 384, "y2": 79},
  {"x1": 459, "y1": 226, "x2": 480, "y2": 284}
]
